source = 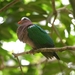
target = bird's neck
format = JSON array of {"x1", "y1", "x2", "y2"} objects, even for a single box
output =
[{"x1": 22, "y1": 20, "x2": 33, "y2": 27}]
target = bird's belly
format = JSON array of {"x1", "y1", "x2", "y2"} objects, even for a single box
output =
[
  {"x1": 23, "y1": 36, "x2": 36, "y2": 49},
  {"x1": 25, "y1": 38, "x2": 36, "y2": 48}
]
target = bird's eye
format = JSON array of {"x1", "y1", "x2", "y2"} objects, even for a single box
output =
[{"x1": 23, "y1": 18, "x2": 27, "y2": 20}]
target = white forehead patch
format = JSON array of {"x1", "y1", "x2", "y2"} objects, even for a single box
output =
[{"x1": 21, "y1": 17, "x2": 30, "y2": 21}]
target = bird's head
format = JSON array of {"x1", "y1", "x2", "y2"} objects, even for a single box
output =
[{"x1": 18, "y1": 17, "x2": 32, "y2": 25}]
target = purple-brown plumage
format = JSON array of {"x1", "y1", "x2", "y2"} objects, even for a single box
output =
[{"x1": 17, "y1": 17, "x2": 36, "y2": 48}]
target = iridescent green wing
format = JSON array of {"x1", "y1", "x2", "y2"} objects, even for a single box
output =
[{"x1": 27, "y1": 25, "x2": 54, "y2": 48}]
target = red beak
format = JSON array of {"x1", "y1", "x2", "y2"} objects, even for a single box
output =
[{"x1": 18, "y1": 20, "x2": 22, "y2": 24}]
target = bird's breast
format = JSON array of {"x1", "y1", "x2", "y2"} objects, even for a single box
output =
[{"x1": 17, "y1": 26, "x2": 36, "y2": 49}]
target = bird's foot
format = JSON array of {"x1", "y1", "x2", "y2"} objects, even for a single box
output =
[{"x1": 29, "y1": 49, "x2": 35, "y2": 55}]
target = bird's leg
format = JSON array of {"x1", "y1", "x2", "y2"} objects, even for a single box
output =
[{"x1": 29, "y1": 48, "x2": 37, "y2": 55}]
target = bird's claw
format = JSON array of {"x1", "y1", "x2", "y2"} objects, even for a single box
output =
[{"x1": 29, "y1": 49, "x2": 35, "y2": 55}]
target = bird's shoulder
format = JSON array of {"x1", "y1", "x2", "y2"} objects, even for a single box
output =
[{"x1": 27, "y1": 24, "x2": 47, "y2": 34}]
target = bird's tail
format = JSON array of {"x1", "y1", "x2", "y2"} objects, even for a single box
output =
[{"x1": 42, "y1": 52, "x2": 60, "y2": 60}]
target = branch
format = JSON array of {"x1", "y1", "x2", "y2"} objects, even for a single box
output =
[
  {"x1": 51, "y1": 0, "x2": 57, "y2": 23},
  {"x1": 16, "y1": 56, "x2": 24, "y2": 75},
  {"x1": 69, "y1": 0, "x2": 75, "y2": 18},
  {"x1": 51, "y1": 0, "x2": 65, "y2": 45},
  {"x1": 12, "y1": 46, "x2": 75, "y2": 57},
  {"x1": 57, "y1": 6, "x2": 72, "y2": 14},
  {"x1": 47, "y1": 0, "x2": 66, "y2": 46},
  {"x1": 0, "y1": 64, "x2": 38, "y2": 70},
  {"x1": 0, "y1": 59, "x2": 47, "y2": 70},
  {"x1": 0, "y1": 0, "x2": 20, "y2": 12}
]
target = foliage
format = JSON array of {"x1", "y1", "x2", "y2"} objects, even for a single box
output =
[{"x1": 0, "y1": 0, "x2": 75, "y2": 75}]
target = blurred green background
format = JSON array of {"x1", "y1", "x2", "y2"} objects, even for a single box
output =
[{"x1": 0, "y1": 0, "x2": 75, "y2": 75}]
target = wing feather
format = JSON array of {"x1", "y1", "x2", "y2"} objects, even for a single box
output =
[
  {"x1": 27, "y1": 25, "x2": 60, "y2": 60},
  {"x1": 27, "y1": 25, "x2": 54, "y2": 48}
]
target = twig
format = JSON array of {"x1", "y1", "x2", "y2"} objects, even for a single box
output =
[
  {"x1": 15, "y1": 56, "x2": 24, "y2": 75},
  {"x1": 12, "y1": 52, "x2": 29, "y2": 57},
  {"x1": 12, "y1": 46, "x2": 75, "y2": 57},
  {"x1": 48, "y1": 0, "x2": 66, "y2": 46},
  {"x1": 50, "y1": 1, "x2": 75, "y2": 60},
  {"x1": 0, "y1": 64, "x2": 37, "y2": 70},
  {"x1": 0, "y1": 59, "x2": 50, "y2": 70},
  {"x1": 57, "y1": 6, "x2": 72, "y2": 14},
  {"x1": 51, "y1": 0, "x2": 57, "y2": 23},
  {"x1": 0, "y1": 0, "x2": 20, "y2": 12}
]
